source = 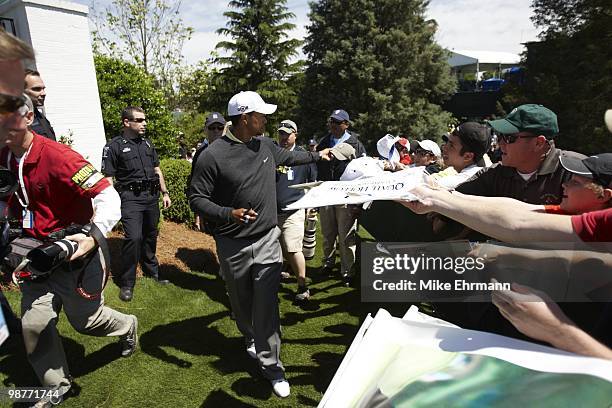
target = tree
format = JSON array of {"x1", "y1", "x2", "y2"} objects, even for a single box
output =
[
  {"x1": 94, "y1": 55, "x2": 178, "y2": 158},
  {"x1": 211, "y1": 0, "x2": 303, "y2": 133},
  {"x1": 91, "y1": 0, "x2": 193, "y2": 103},
  {"x1": 299, "y1": 0, "x2": 456, "y2": 149},
  {"x1": 499, "y1": 0, "x2": 611, "y2": 154}
]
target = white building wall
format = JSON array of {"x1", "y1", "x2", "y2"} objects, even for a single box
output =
[{"x1": 0, "y1": 0, "x2": 107, "y2": 169}]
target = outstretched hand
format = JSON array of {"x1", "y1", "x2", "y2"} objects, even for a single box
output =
[
  {"x1": 319, "y1": 148, "x2": 332, "y2": 161},
  {"x1": 492, "y1": 281, "x2": 573, "y2": 345}
]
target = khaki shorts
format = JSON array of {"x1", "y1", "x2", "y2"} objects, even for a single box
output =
[{"x1": 278, "y1": 209, "x2": 305, "y2": 253}]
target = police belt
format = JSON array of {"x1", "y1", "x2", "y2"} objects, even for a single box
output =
[{"x1": 116, "y1": 179, "x2": 160, "y2": 194}]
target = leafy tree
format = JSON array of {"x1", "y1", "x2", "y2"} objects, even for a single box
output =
[
  {"x1": 91, "y1": 0, "x2": 193, "y2": 103},
  {"x1": 299, "y1": 0, "x2": 456, "y2": 149},
  {"x1": 173, "y1": 62, "x2": 216, "y2": 113},
  {"x1": 211, "y1": 0, "x2": 304, "y2": 133},
  {"x1": 94, "y1": 55, "x2": 178, "y2": 158},
  {"x1": 531, "y1": 0, "x2": 609, "y2": 37},
  {"x1": 174, "y1": 110, "x2": 207, "y2": 149},
  {"x1": 499, "y1": 0, "x2": 611, "y2": 154}
]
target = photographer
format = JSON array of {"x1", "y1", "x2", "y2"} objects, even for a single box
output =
[{"x1": 0, "y1": 94, "x2": 137, "y2": 404}]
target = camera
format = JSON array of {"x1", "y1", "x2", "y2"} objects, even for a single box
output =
[
  {"x1": 27, "y1": 239, "x2": 79, "y2": 273},
  {"x1": 0, "y1": 166, "x2": 18, "y2": 198}
]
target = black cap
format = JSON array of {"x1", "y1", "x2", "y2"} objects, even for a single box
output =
[
  {"x1": 205, "y1": 112, "x2": 226, "y2": 127},
  {"x1": 447, "y1": 122, "x2": 491, "y2": 160},
  {"x1": 560, "y1": 152, "x2": 612, "y2": 188}
]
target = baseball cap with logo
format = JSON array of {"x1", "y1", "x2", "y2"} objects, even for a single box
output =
[
  {"x1": 488, "y1": 104, "x2": 559, "y2": 138},
  {"x1": 278, "y1": 119, "x2": 298, "y2": 134},
  {"x1": 444, "y1": 122, "x2": 491, "y2": 160},
  {"x1": 330, "y1": 142, "x2": 356, "y2": 161},
  {"x1": 560, "y1": 151, "x2": 612, "y2": 188},
  {"x1": 329, "y1": 109, "x2": 350, "y2": 122},
  {"x1": 205, "y1": 112, "x2": 226, "y2": 127},
  {"x1": 227, "y1": 91, "x2": 277, "y2": 116},
  {"x1": 308, "y1": 139, "x2": 317, "y2": 146}
]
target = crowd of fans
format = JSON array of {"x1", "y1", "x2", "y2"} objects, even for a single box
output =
[{"x1": 2, "y1": 28, "x2": 611, "y2": 405}]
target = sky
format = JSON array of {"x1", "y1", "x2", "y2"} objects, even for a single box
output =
[{"x1": 79, "y1": 0, "x2": 541, "y2": 65}]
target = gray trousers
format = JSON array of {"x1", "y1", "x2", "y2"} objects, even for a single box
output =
[
  {"x1": 319, "y1": 205, "x2": 357, "y2": 275},
  {"x1": 20, "y1": 252, "x2": 132, "y2": 390},
  {"x1": 215, "y1": 227, "x2": 285, "y2": 380}
]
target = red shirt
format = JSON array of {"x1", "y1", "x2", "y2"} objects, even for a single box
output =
[
  {"x1": 1, "y1": 133, "x2": 110, "y2": 239},
  {"x1": 571, "y1": 208, "x2": 612, "y2": 242}
]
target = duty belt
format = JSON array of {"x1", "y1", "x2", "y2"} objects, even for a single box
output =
[{"x1": 116, "y1": 179, "x2": 161, "y2": 194}]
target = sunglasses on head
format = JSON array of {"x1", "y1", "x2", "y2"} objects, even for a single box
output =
[
  {"x1": 499, "y1": 132, "x2": 537, "y2": 144},
  {"x1": 207, "y1": 125, "x2": 224, "y2": 131},
  {"x1": 0, "y1": 93, "x2": 26, "y2": 115}
]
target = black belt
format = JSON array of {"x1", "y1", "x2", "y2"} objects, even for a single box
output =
[{"x1": 116, "y1": 179, "x2": 160, "y2": 194}]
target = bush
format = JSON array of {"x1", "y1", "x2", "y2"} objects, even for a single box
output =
[{"x1": 160, "y1": 158, "x2": 194, "y2": 225}]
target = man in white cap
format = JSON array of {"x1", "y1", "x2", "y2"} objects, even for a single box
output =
[{"x1": 189, "y1": 91, "x2": 330, "y2": 398}]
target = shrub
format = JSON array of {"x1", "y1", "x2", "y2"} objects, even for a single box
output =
[{"x1": 160, "y1": 158, "x2": 194, "y2": 225}]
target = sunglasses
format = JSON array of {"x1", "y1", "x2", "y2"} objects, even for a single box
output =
[
  {"x1": 207, "y1": 125, "x2": 224, "y2": 131},
  {"x1": 0, "y1": 93, "x2": 26, "y2": 115},
  {"x1": 129, "y1": 117, "x2": 146, "y2": 123},
  {"x1": 414, "y1": 148, "x2": 433, "y2": 156},
  {"x1": 499, "y1": 132, "x2": 537, "y2": 144}
]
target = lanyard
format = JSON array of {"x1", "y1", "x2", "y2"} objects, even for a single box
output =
[{"x1": 7, "y1": 142, "x2": 33, "y2": 209}]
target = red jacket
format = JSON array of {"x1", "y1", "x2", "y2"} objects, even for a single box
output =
[{"x1": 1, "y1": 133, "x2": 109, "y2": 239}]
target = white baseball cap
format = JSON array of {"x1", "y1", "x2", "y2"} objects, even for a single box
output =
[
  {"x1": 605, "y1": 109, "x2": 612, "y2": 133},
  {"x1": 340, "y1": 157, "x2": 384, "y2": 181},
  {"x1": 227, "y1": 91, "x2": 277, "y2": 116},
  {"x1": 416, "y1": 139, "x2": 441, "y2": 158}
]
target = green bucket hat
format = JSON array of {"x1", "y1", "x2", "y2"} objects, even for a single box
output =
[{"x1": 488, "y1": 104, "x2": 559, "y2": 138}]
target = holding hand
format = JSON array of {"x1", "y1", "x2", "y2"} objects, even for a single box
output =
[
  {"x1": 65, "y1": 233, "x2": 97, "y2": 261},
  {"x1": 319, "y1": 148, "x2": 332, "y2": 161},
  {"x1": 396, "y1": 184, "x2": 447, "y2": 214},
  {"x1": 231, "y1": 208, "x2": 258, "y2": 225}
]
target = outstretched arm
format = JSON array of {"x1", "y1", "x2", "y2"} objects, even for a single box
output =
[{"x1": 398, "y1": 185, "x2": 577, "y2": 242}]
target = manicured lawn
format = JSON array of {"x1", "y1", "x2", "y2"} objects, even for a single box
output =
[{"x1": 0, "y1": 223, "x2": 408, "y2": 407}]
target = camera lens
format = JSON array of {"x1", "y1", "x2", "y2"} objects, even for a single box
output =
[
  {"x1": 0, "y1": 167, "x2": 18, "y2": 197},
  {"x1": 27, "y1": 239, "x2": 79, "y2": 272}
]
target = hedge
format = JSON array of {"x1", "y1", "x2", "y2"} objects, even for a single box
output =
[{"x1": 160, "y1": 158, "x2": 194, "y2": 225}]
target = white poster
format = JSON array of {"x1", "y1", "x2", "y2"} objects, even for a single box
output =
[
  {"x1": 319, "y1": 308, "x2": 612, "y2": 407},
  {"x1": 285, "y1": 171, "x2": 422, "y2": 210}
]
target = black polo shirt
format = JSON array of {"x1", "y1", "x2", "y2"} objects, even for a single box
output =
[{"x1": 101, "y1": 135, "x2": 159, "y2": 184}]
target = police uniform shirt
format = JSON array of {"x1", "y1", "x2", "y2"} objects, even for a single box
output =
[
  {"x1": 31, "y1": 109, "x2": 56, "y2": 141},
  {"x1": 101, "y1": 135, "x2": 160, "y2": 183}
]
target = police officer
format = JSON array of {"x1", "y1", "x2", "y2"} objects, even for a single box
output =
[{"x1": 102, "y1": 106, "x2": 172, "y2": 302}]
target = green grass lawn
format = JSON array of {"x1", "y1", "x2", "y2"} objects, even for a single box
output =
[{"x1": 0, "y1": 225, "x2": 409, "y2": 407}]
